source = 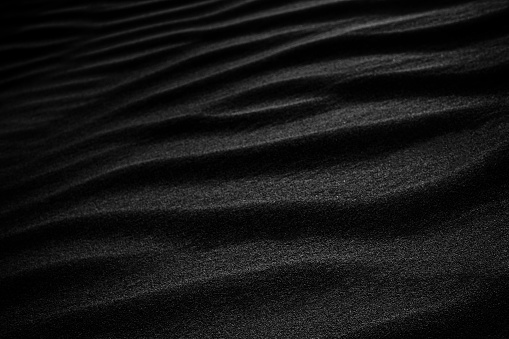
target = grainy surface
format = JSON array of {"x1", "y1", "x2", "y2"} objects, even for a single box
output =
[{"x1": 1, "y1": 1, "x2": 509, "y2": 338}]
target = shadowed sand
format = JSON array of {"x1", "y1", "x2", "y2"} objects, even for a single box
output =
[{"x1": 1, "y1": 0, "x2": 509, "y2": 338}]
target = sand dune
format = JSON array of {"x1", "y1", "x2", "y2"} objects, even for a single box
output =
[{"x1": 1, "y1": 0, "x2": 509, "y2": 338}]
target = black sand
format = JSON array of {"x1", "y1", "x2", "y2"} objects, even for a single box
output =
[{"x1": 1, "y1": 1, "x2": 509, "y2": 338}]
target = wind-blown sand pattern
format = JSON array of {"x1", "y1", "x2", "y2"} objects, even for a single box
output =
[{"x1": 1, "y1": 0, "x2": 509, "y2": 338}]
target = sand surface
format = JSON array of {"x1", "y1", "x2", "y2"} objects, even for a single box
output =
[{"x1": 1, "y1": 0, "x2": 509, "y2": 338}]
